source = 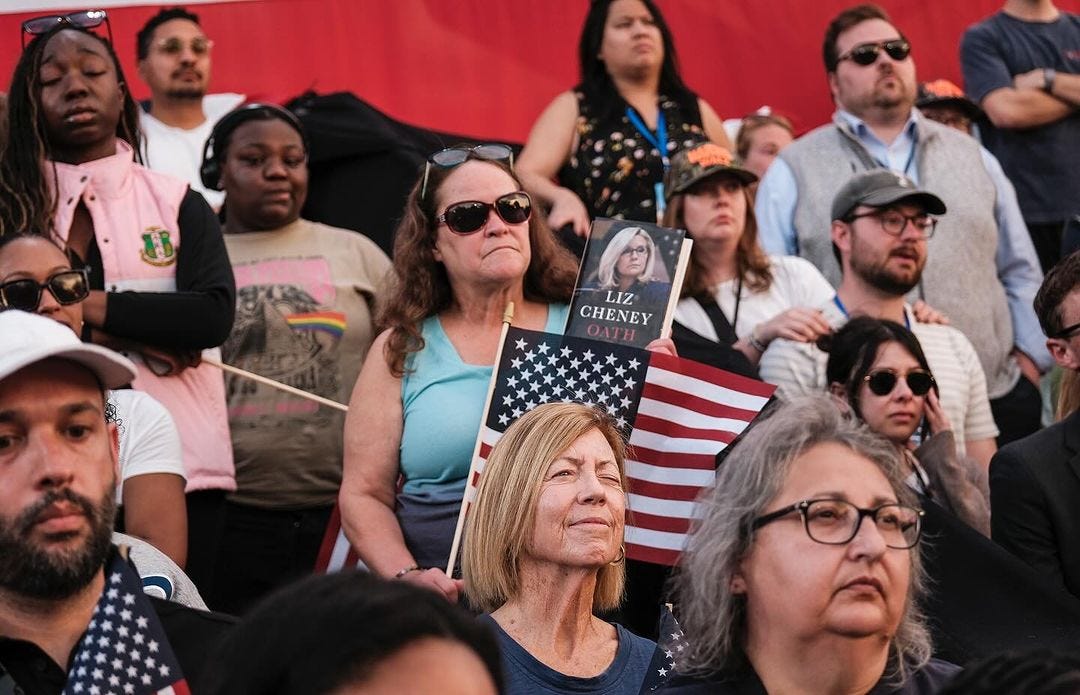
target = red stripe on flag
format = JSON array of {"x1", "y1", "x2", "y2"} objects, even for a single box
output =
[
  {"x1": 633, "y1": 413, "x2": 738, "y2": 445},
  {"x1": 627, "y1": 510, "x2": 692, "y2": 534},
  {"x1": 648, "y1": 352, "x2": 778, "y2": 399},
  {"x1": 170, "y1": 679, "x2": 192, "y2": 695},
  {"x1": 626, "y1": 542, "x2": 680, "y2": 566},
  {"x1": 627, "y1": 478, "x2": 706, "y2": 502},
  {"x1": 641, "y1": 382, "x2": 763, "y2": 422},
  {"x1": 628, "y1": 447, "x2": 718, "y2": 470}
]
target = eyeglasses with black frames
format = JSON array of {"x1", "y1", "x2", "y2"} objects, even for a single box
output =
[
  {"x1": 752, "y1": 498, "x2": 923, "y2": 549},
  {"x1": 846, "y1": 209, "x2": 937, "y2": 239}
]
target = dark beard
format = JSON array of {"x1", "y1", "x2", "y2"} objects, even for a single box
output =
[
  {"x1": 858, "y1": 262, "x2": 921, "y2": 295},
  {"x1": 164, "y1": 86, "x2": 205, "y2": 101},
  {"x1": 0, "y1": 487, "x2": 115, "y2": 600}
]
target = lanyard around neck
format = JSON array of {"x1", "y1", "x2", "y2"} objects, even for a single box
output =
[
  {"x1": 832, "y1": 295, "x2": 911, "y2": 329},
  {"x1": 625, "y1": 105, "x2": 669, "y2": 169}
]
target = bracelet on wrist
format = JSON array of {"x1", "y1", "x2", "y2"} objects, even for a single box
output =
[
  {"x1": 394, "y1": 565, "x2": 422, "y2": 579},
  {"x1": 748, "y1": 327, "x2": 768, "y2": 353}
]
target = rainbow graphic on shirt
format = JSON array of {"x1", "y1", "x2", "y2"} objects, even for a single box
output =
[{"x1": 285, "y1": 311, "x2": 347, "y2": 338}]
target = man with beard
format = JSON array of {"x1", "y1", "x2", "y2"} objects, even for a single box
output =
[
  {"x1": 759, "y1": 170, "x2": 1000, "y2": 470},
  {"x1": 755, "y1": 3, "x2": 1047, "y2": 446},
  {"x1": 136, "y1": 7, "x2": 243, "y2": 210},
  {"x1": 0, "y1": 311, "x2": 232, "y2": 694}
]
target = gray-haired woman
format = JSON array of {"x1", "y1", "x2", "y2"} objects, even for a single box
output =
[{"x1": 664, "y1": 395, "x2": 960, "y2": 693}]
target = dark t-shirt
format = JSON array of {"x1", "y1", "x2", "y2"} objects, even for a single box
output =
[
  {"x1": 659, "y1": 658, "x2": 962, "y2": 694},
  {"x1": 960, "y1": 11, "x2": 1080, "y2": 223},
  {"x1": 0, "y1": 597, "x2": 234, "y2": 695},
  {"x1": 480, "y1": 613, "x2": 656, "y2": 695}
]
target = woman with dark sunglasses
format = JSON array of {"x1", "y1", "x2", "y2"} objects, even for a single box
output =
[
  {"x1": 205, "y1": 103, "x2": 391, "y2": 614},
  {"x1": 0, "y1": 20, "x2": 237, "y2": 599},
  {"x1": 824, "y1": 316, "x2": 990, "y2": 536},
  {"x1": 338, "y1": 147, "x2": 580, "y2": 601},
  {"x1": 516, "y1": 0, "x2": 732, "y2": 238}
]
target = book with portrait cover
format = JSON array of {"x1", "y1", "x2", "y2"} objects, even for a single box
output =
[{"x1": 565, "y1": 218, "x2": 691, "y2": 349}]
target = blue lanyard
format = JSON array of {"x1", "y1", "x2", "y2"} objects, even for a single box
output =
[
  {"x1": 625, "y1": 106, "x2": 669, "y2": 169},
  {"x1": 832, "y1": 296, "x2": 910, "y2": 329},
  {"x1": 873, "y1": 129, "x2": 917, "y2": 177}
]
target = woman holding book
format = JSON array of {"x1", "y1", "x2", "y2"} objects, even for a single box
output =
[
  {"x1": 662, "y1": 143, "x2": 835, "y2": 366},
  {"x1": 338, "y1": 145, "x2": 579, "y2": 601}
]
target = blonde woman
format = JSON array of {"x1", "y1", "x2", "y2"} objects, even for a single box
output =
[{"x1": 463, "y1": 403, "x2": 655, "y2": 694}]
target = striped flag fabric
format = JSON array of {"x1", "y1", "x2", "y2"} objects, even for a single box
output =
[
  {"x1": 315, "y1": 326, "x2": 774, "y2": 572},
  {"x1": 472, "y1": 327, "x2": 775, "y2": 567}
]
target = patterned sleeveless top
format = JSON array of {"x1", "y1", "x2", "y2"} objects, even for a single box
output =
[{"x1": 561, "y1": 89, "x2": 709, "y2": 223}]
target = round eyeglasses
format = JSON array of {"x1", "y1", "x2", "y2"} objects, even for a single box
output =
[{"x1": 752, "y1": 498, "x2": 923, "y2": 549}]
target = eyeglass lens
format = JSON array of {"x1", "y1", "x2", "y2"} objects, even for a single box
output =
[
  {"x1": 442, "y1": 192, "x2": 532, "y2": 234},
  {"x1": 158, "y1": 37, "x2": 213, "y2": 55},
  {"x1": 0, "y1": 270, "x2": 89, "y2": 311},
  {"x1": 804, "y1": 499, "x2": 921, "y2": 548},
  {"x1": 866, "y1": 370, "x2": 933, "y2": 397},
  {"x1": 21, "y1": 10, "x2": 111, "y2": 48}
]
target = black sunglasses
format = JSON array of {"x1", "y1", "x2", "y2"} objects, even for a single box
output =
[
  {"x1": 422, "y1": 144, "x2": 514, "y2": 199},
  {"x1": 0, "y1": 269, "x2": 90, "y2": 311},
  {"x1": 864, "y1": 368, "x2": 934, "y2": 397},
  {"x1": 436, "y1": 191, "x2": 532, "y2": 235},
  {"x1": 838, "y1": 39, "x2": 911, "y2": 67},
  {"x1": 21, "y1": 9, "x2": 112, "y2": 48}
]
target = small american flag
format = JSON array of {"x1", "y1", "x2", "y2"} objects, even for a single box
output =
[
  {"x1": 639, "y1": 605, "x2": 690, "y2": 693},
  {"x1": 469, "y1": 327, "x2": 774, "y2": 566},
  {"x1": 64, "y1": 550, "x2": 189, "y2": 695}
]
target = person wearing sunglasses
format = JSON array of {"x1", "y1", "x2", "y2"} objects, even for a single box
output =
[
  {"x1": 824, "y1": 316, "x2": 991, "y2": 536},
  {"x1": 666, "y1": 395, "x2": 960, "y2": 693},
  {"x1": 201, "y1": 103, "x2": 391, "y2": 615},
  {"x1": 759, "y1": 170, "x2": 1001, "y2": 475},
  {"x1": 515, "y1": 0, "x2": 732, "y2": 240},
  {"x1": 0, "y1": 18, "x2": 237, "y2": 600},
  {"x1": 338, "y1": 144, "x2": 581, "y2": 602},
  {"x1": 754, "y1": 4, "x2": 1049, "y2": 452},
  {"x1": 135, "y1": 7, "x2": 244, "y2": 211},
  {"x1": 0, "y1": 233, "x2": 190, "y2": 569}
]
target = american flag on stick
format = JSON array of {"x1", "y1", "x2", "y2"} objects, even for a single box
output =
[{"x1": 445, "y1": 326, "x2": 775, "y2": 569}]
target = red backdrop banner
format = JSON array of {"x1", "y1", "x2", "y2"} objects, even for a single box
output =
[{"x1": 3, "y1": 0, "x2": 1079, "y2": 141}]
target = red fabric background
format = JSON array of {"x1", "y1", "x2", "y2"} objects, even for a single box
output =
[{"x1": 3, "y1": 0, "x2": 1079, "y2": 141}]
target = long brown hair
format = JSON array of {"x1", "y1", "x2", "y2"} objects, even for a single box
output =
[
  {"x1": 663, "y1": 180, "x2": 772, "y2": 299},
  {"x1": 379, "y1": 158, "x2": 578, "y2": 376}
]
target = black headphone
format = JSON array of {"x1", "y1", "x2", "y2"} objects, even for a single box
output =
[{"x1": 199, "y1": 102, "x2": 308, "y2": 191}]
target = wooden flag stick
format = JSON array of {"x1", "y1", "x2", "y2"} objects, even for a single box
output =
[
  {"x1": 660, "y1": 237, "x2": 693, "y2": 340},
  {"x1": 202, "y1": 356, "x2": 350, "y2": 412},
  {"x1": 445, "y1": 301, "x2": 516, "y2": 576}
]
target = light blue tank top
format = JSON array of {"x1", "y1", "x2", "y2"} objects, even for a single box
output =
[{"x1": 399, "y1": 304, "x2": 569, "y2": 494}]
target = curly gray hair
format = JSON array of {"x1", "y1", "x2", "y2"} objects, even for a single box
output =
[{"x1": 676, "y1": 394, "x2": 931, "y2": 683}]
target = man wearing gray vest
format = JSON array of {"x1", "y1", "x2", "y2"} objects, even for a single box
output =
[{"x1": 756, "y1": 3, "x2": 1048, "y2": 445}]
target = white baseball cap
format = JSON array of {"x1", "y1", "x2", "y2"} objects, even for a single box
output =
[{"x1": 0, "y1": 310, "x2": 137, "y2": 388}]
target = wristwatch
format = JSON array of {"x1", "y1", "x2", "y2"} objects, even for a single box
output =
[{"x1": 1043, "y1": 68, "x2": 1057, "y2": 93}]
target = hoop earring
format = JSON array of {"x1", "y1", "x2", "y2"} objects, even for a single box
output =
[{"x1": 610, "y1": 545, "x2": 625, "y2": 565}]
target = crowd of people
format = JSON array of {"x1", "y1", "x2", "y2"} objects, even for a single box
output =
[{"x1": 0, "y1": 0, "x2": 1078, "y2": 693}]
